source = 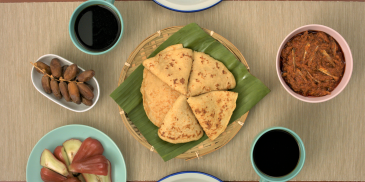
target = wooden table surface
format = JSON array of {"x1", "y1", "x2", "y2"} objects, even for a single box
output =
[{"x1": 1, "y1": 0, "x2": 365, "y2": 181}]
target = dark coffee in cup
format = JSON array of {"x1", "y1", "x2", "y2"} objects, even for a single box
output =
[
  {"x1": 253, "y1": 129, "x2": 300, "y2": 177},
  {"x1": 74, "y1": 5, "x2": 121, "y2": 52}
]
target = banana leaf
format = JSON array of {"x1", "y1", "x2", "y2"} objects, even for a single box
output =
[{"x1": 110, "y1": 23, "x2": 270, "y2": 161}]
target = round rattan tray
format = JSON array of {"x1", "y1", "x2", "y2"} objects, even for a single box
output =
[{"x1": 118, "y1": 26, "x2": 249, "y2": 161}]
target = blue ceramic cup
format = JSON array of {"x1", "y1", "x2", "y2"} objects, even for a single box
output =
[
  {"x1": 69, "y1": 0, "x2": 124, "y2": 55},
  {"x1": 250, "y1": 127, "x2": 305, "y2": 182}
]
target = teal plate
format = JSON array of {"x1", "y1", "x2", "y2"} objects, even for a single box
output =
[{"x1": 26, "y1": 124, "x2": 127, "y2": 182}]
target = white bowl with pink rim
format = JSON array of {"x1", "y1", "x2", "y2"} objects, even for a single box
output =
[{"x1": 276, "y1": 24, "x2": 353, "y2": 103}]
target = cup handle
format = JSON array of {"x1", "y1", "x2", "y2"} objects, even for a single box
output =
[
  {"x1": 259, "y1": 178, "x2": 269, "y2": 182},
  {"x1": 104, "y1": 0, "x2": 115, "y2": 4}
]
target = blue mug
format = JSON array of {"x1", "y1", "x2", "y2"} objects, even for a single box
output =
[
  {"x1": 69, "y1": 0, "x2": 124, "y2": 55},
  {"x1": 250, "y1": 127, "x2": 306, "y2": 182}
]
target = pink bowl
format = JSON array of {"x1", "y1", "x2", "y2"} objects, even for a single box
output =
[{"x1": 276, "y1": 24, "x2": 353, "y2": 103}]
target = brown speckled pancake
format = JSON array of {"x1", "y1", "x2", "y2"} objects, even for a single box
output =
[
  {"x1": 141, "y1": 69, "x2": 181, "y2": 127},
  {"x1": 188, "y1": 51, "x2": 236, "y2": 97},
  {"x1": 159, "y1": 44, "x2": 183, "y2": 54},
  {"x1": 142, "y1": 48, "x2": 193, "y2": 95},
  {"x1": 158, "y1": 95, "x2": 203, "y2": 144},
  {"x1": 187, "y1": 91, "x2": 238, "y2": 141}
]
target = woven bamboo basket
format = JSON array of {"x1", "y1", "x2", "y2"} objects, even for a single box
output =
[{"x1": 118, "y1": 26, "x2": 250, "y2": 161}]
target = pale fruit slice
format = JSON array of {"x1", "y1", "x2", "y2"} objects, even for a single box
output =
[
  {"x1": 78, "y1": 175, "x2": 86, "y2": 182},
  {"x1": 61, "y1": 146, "x2": 71, "y2": 167},
  {"x1": 62, "y1": 177, "x2": 82, "y2": 182},
  {"x1": 82, "y1": 173, "x2": 98, "y2": 182},
  {"x1": 63, "y1": 139, "x2": 82, "y2": 163},
  {"x1": 54, "y1": 146, "x2": 70, "y2": 167},
  {"x1": 40, "y1": 149, "x2": 69, "y2": 177}
]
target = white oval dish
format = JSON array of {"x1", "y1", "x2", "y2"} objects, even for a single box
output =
[
  {"x1": 158, "y1": 171, "x2": 222, "y2": 182},
  {"x1": 153, "y1": 0, "x2": 222, "y2": 13},
  {"x1": 31, "y1": 54, "x2": 100, "y2": 112}
]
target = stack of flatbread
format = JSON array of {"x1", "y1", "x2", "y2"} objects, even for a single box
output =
[{"x1": 141, "y1": 44, "x2": 238, "y2": 144}]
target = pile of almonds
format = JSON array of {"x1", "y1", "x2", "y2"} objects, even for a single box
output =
[{"x1": 33, "y1": 58, "x2": 95, "y2": 106}]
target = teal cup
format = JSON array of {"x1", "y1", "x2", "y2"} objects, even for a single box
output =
[
  {"x1": 250, "y1": 127, "x2": 305, "y2": 182},
  {"x1": 69, "y1": 0, "x2": 124, "y2": 55}
]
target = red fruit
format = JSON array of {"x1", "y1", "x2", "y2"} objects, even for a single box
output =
[
  {"x1": 62, "y1": 177, "x2": 81, "y2": 182},
  {"x1": 82, "y1": 160, "x2": 112, "y2": 182},
  {"x1": 40, "y1": 167, "x2": 67, "y2": 182},
  {"x1": 72, "y1": 137, "x2": 104, "y2": 163},
  {"x1": 54, "y1": 146, "x2": 65, "y2": 163},
  {"x1": 63, "y1": 139, "x2": 82, "y2": 163},
  {"x1": 69, "y1": 155, "x2": 108, "y2": 176},
  {"x1": 40, "y1": 149, "x2": 69, "y2": 177},
  {"x1": 98, "y1": 160, "x2": 112, "y2": 182}
]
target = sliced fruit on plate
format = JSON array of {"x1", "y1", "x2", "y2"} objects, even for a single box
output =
[
  {"x1": 40, "y1": 167, "x2": 67, "y2": 182},
  {"x1": 62, "y1": 177, "x2": 81, "y2": 182},
  {"x1": 78, "y1": 175, "x2": 86, "y2": 182},
  {"x1": 82, "y1": 173, "x2": 98, "y2": 182},
  {"x1": 69, "y1": 155, "x2": 108, "y2": 175},
  {"x1": 97, "y1": 160, "x2": 112, "y2": 182},
  {"x1": 82, "y1": 160, "x2": 111, "y2": 182},
  {"x1": 40, "y1": 149, "x2": 69, "y2": 177},
  {"x1": 72, "y1": 137, "x2": 104, "y2": 163},
  {"x1": 54, "y1": 146, "x2": 71, "y2": 166},
  {"x1": 63, "y1": 139, "x2": 82, "y2": 163}
]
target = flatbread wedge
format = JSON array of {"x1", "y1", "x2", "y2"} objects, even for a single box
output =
[
  {"x1": 140, "y1": 44, "x2": 183, "y2": 127},
  {"x1": 142, "y1": 47, "x2": 193, "y2": 95},
  {"x1": 188, "y1": 51, "x2": 236, "y2": 96},
  {"x1": 158, "y1": 95, "x2": 204, "y2": 144},
  {"x1": 187, "y1": 91, "x2": 238, "y2": 141},
  {"x1": 141, "y1": 69, "x2": 181, "y2": 127},
  {"x1": 159, "y1": 44, "x2": 183, "y2": 54}
]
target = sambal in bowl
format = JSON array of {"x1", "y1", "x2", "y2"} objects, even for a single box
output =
[{"x1": 276, "y1": 24, "x2": 353, "y2": 103}]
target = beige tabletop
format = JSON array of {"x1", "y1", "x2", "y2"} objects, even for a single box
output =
[{"x1": 0, "y1": 1, "x2": 364, "y2": 181}]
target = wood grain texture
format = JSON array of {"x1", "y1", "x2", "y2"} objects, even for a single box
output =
[{"x1": 0, "y1": 1, "x2": 364, "y2": 181}]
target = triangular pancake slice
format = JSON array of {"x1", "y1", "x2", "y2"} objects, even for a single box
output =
[
  {"x1": 141, "y1": 69, "x2": 181, "y2": 127},
  {"x1": 143, "y1": 47, "x2": 193, "y2": 95},
  {"x1": 187, "y1": 91, "x2": 238, "y2": 141},
  {"x1": 158, "y1": 95, "x2": 204, "y2": 144},
  {"x1": 140, "y1": 45, "x2": 183, "y2": 127},
  {"x1": 159, "y1": 44, "x2": 183, "y2": 54},
  {"x1": 188, "y1": 52, "x2": 236, "y2": 96}
]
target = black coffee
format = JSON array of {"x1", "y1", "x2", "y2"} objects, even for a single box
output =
[
  {"x1": 74, "y1": 5, "x2": 121, "y2": 52},
  {"x1": 253, "y1": 130, "x2": 300, "y2": 177}
]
